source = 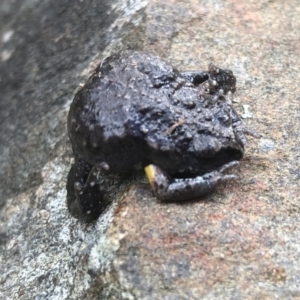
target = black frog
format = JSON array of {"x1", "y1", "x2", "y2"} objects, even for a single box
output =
[{"x1": 67, "y1": 51, "x2": 258, "y2": 222}]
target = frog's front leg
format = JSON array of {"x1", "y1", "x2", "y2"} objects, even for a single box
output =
[
  {"x1": 145, "y1": 161, "x2": 239, "y2": 202},
  {"x1": 66, "y1": 157, "x2": 111, "y2": 222}
]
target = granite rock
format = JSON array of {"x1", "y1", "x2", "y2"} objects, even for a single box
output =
[{"x1": 1, "y1": 0, "x2": 300, "y2": 299}]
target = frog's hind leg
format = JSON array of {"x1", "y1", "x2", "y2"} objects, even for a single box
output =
[
  {"x1": 144, "y1": 162, "x2": 239, "y2": 202},
  {"x1": 66, "y1": 158, "x2": 111, "y2": 222}
]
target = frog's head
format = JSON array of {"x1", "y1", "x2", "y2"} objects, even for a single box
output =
[{"x1": 207, "y1": 63, "x2": 236, "y2": 95}]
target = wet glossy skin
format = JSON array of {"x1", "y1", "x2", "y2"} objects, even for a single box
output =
[{"x1": 67, "y1": 51, "x2": 257, "y2": 222}]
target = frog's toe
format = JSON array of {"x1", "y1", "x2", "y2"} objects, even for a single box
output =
[
  {"x1": 214, "y1": 173, "x2": 238, "y2": 184},
  {"x1": 234, "y1": 122, "x2": 261, "y2": 146},
  {"x1": 218, "y1": 161, "x2": 239, "y2": 174},
  {"x1": 243, "y1": 126, "x2": 261, "y2": 139},
  {"x1": 203, "y1": 161, "x2": 239, "y2": 184}
]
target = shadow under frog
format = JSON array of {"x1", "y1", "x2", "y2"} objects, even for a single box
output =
[{"x1": 67, "y1": 51, "x2": 259, "y2": 222}]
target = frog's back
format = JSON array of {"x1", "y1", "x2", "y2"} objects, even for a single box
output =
[
  {"x1": 68, "y1": 51, "x2": 244, "y2": 175},
  {"x1": 67, "y1": 51, "x2": 182, "y2": 171}
]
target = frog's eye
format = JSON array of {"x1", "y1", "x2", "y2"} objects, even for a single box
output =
[{"x1": 190, "y1": 73, "x2": 209, "y2": 85}]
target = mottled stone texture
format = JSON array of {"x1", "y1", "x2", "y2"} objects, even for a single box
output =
[{"x1": 1, "y1": 0, "x2": 300, "y2": 299}]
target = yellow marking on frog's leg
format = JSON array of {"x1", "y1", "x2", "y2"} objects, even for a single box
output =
[{"x1": 144, "y1": 164, "x2": 156, "y2": 190}]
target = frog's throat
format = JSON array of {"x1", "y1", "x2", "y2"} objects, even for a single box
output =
[{"x1": 144, "y1": 165, "x2": 156, "y2": 190}]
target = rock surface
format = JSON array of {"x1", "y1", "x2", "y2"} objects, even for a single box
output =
[{"x1": 1, "y1": 0, "x2": 300, "y2": 299}]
